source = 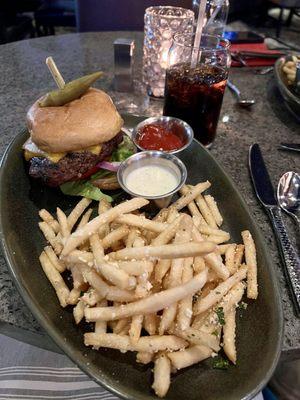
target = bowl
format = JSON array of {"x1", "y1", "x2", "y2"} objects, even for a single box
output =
[
  {"x1": 274, "y1": 56, "x2": 300, "y2": 120},
  {"x1": 131, "y1": 116, "x2": 194, "y2": 154},
  {"x1": 117, "y1": 150, "x2": 187, "y2": 208}
]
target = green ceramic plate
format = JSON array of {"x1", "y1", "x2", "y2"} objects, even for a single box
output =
[{"x1": 0, "y1": 114, "x2": 283, "y2": 400}]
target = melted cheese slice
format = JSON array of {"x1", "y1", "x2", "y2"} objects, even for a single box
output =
[{"x1": 23, "y1": 138, "x2": 102, "y2": 163}]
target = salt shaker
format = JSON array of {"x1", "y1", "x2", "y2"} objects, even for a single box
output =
[{"x1": 113, "y1": 38, "x2": 135, "y2": 92}]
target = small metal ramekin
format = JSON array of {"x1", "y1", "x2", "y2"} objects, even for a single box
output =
[
  {"x1": 117, "y1": 151, "x2": 187, "y2": 208},
  {"x1": 131, "y1": 116, "x2": 194, "y2": 155}
]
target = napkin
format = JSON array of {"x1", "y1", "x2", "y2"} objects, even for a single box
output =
[{"x1": 230, "y1": 42, "x2": 283, "y2": 67}]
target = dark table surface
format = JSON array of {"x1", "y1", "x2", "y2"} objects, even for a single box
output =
[{"x1": 0, "y1": 31, "x2": 299, "y2": 358}]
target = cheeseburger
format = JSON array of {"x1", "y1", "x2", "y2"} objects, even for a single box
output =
[{"x1": 23, "y1": 87, "x2": 128, "y2": 192}]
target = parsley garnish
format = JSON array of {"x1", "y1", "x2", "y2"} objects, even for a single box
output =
[
  {"x1": 212, "y1": 329, "x2": 219, "y2": 337},
  {"x1": 238, "y1": 302, "x2": 247, "y2": 310},
  {"x1": 215, "y1": 307, "x2": 225, "y2": 325},
  {"x1": 212, "y1": 357, "x2": 229, "y2": 370}
]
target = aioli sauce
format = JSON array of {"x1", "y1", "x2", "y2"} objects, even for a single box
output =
[
  {"x1": 125, "y1": 165, "x2": 179, "y2": 196},
  {"x1": 137, "y1": 124, "x2": 184, "y2": 151}
]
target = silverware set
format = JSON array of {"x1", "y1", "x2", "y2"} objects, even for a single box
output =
[{"x1": 249, "y1": 144, "x2": 300, "y2": 316}]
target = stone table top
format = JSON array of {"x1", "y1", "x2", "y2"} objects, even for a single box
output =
[{"x1": 0, "y1": 32, "x2": 299, "y2": 358}]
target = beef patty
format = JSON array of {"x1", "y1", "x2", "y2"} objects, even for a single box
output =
[{"x1": 29, "y1": 131, "x2": 123, "y2": 187}]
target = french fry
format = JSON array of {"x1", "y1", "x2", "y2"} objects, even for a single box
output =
[
  {"x1": 225, "y1": 244, "x2": 237, "y2": 274},
  {"x1": 207, "y1": 234, "x2": 230, "y2": 244},
  {"x1": 110, "y1": 241, "x2": 216, "y2": 261},
  {"x1": 241, "y1": 230, "x2": 258, "y2": 299},
  {"x1": 70, "y1": 265, "x2": 85, "y2": 289},
  {"x1": 90, "y1": 233, "x2": 104, "y2": 265},
  {"x1": 44, "y1": 246, "x2": 65, "y2": 273},
  {"x1": 151, "y1": 215, "x2": 183, "y2": 246},
  {"x1": 125, "y1": 228, "x2": 140, "y2": 248},
  {"x1": 39, "y1": 251, "x2": 70, "y2": 307},
  {"x1": 204, "y1": 194, "x2": 223, "y2": 226},
  {"x1": 39, "y1": 209, "x2": 60, "y2": 233},
  {"x1": 99, "y1": 260, "x2": 136, "y2": 290},
  {"x1": 116, "y1": 214, "x2": 167, "y2": 233},
  {"x1": 84, "y1": 333, "x2": 187, "y2": 353},
  {"x1": 85, "y1": 270, "x2": 207, "y2": 322},
  {"x1": 159, "y1": 217, "x2": 192, "y2": 334},
  {"x1": 194, "y1": 193, "x2": 217, "y2": 228},
  {"x1": 63, "y1": 249, "x2": 93, "y2": 266},
  {"x1": 180, "y1": 186, "x2": 208, "y2": 226},
  {"x1": 39, "y1": 222, "x2": 62, "y2": 255},
  {"x1": 193, "y1": 256, "x2": 206, "y2": 273},
  {"x1": 193, "y1": 266, "x2": 247, "y2": 315},
  {"x1": 101, "y1": 225, "x2": 130, "y2": 249},
  {"x1": 136, "y1": 352, "x2": 153, "y2": 364},
  {"x1": 152, "y1": 353, "x2": 171, "y2": 398},
  {"x1": 173, "y1": 181, "x2": 211, "y2": 211},
  {"x1": 193, "y1": 282, "x2": 245, "y2": 331},
  {"x1": 154, "y1": 259, "x2": 171, "y2": 283},
  {"x1": 174, "y1": 327, "x2": 220, "y2": 352},
  {"x1": 62, "y1": 198, "x2": 149, "y2": 256},
  {"x1": 68, "y1": 198, "x2": 92, "y2": 231},
  {"x1": 68, "y1": 288, "x2": 81, "y2": 305},
  {"x1": 81, "y1": 288, "x2": 101, "y2": 306},
  {"x1": 118, "y1": 260, "x2": 153, "y2": 276},
  {"x1": 73, "y1": 299, "x2": 85, "y2": 324},
  {"x1": 194, "y1": 224, "x2": 229, "y2": 238},
  {"x1": 95, "y1": 299, "x2": 107, "y2": 334},
  {"x1": 167, "y1": 345, "x2": 212, "y2": 370},
  {"x1": 234, "y1": 244, "x2": 245, "y2": 269},
  {"x1": 81, "y1": 267, "x2": 136, "y2": 302},
  {"x1": 223, "y1": 306, "x2": 237, "y2": 364},
  {"x1": 192, "y1": 227, "x2": 229, "y2": 280},
  {"x1": 114, "y1": 318, "x2": 131, "y2": 334},
  {"x1": 177, "y1": 257, "x2": 194, "y2": 331},
  {"x1": 217, "y1": 244, "x2": 232, "y2": 255},
  {"x1": 57, "y1": 207, "x2": 70, "y2": 239},
  {"x1": 129, "y1": 314, "x2": 143, "y2": 344},
  {"x1": 77, "y1": 208, "x2": 93, "y2": 230},
  {"x1": 144, "y1": 314, "x2": 157, "y2": 335}
]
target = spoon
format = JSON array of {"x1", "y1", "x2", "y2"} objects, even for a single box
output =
[
  {"x1": 277, "y1": 171, "x2": 300, "y2": 230},
  {"x1": 227, "y1": 80, "x2": 256, "y2": 108}
]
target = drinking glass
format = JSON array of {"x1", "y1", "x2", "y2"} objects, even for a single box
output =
[
  {"x1": 163, "y1": 33, "x2": 231, "y2": 147},
  {"x1": 192, "y1": 0, "x2": 229, "y2": 36},
  {"x1": 143, "y1": 6, "x2": 195, "y2": 98}
]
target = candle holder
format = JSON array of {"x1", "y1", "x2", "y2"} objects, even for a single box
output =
[{"x1": 143, "y1": 6, "x2": 194, "y2": 98}]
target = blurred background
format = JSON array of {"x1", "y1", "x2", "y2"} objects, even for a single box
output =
[{"x1": 0, "y1": 0, "x2": 299, "y2": 44}]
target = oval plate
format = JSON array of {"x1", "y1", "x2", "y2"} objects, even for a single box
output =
[{"x1": 0, "y1": 114, "x2": 282, "y2": 400}]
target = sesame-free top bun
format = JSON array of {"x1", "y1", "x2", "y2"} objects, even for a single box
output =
[{"x1": 27, "y1": 88, "x2": 124, "y2": 153}]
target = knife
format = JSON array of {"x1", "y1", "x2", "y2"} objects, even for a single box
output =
[
  {"x1": 278, "y1": 143, "x2": 300, "y2": 152},
  {"x1": 249, "y1": 144, "x2": 300, "y2": 317}
]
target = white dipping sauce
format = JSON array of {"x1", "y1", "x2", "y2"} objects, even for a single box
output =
[{"x1": 125, "y1": 164, "x2": 179, "y2": 197}]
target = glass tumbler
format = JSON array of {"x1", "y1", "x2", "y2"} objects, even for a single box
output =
[
  {"x1": 143, "y1": 6, "x2": 194, "y2": 98},
  {"x1": 163, "y1": 33, "x2": 231, "y2": 148}
]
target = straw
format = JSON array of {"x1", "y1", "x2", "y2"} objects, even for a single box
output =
[
  {"x1": 191, "y1": 0, "x2": 207, "y2": 68},
  {"x1": 206, "y1": 0, "x2": 224, "y2": 28},
  {"x1": 45, "y1": 57, "x2": 65, "y2": 89}
]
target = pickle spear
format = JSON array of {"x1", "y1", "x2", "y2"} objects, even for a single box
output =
[{"x1": 39, "y1": 71, "x2": 103, "y2": 107}]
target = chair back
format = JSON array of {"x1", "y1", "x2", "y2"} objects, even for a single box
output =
[{"x1": 76, "y1": 0, "x2": 193, "y2": 32}]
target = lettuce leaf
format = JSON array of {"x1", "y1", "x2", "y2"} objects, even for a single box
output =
[
  {"x1": 60, "y1": 180, "x2": 113, "y2": 202},
  {"x1": 112, "y1": 135, "x2": 135, "y2": 162}
]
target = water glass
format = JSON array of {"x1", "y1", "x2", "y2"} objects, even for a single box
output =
[{"x1": 143, "y1": 6, "x2": 194, "y2": 98}]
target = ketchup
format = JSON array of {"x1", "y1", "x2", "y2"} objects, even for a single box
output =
[{"x1": 137, "y1": 123, "x2": 184, "y2": 151}]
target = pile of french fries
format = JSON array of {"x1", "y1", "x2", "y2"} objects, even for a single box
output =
[
  {"x1": 38, "y1": 180, "x2": 258, "y2": 398},
  {"x1": 282, "y1": 55, "x2": 300, "y2": 86}
]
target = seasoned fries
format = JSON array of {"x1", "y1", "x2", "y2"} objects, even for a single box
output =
[{"x1": 37, "y1": 180, "x2": 258, "y2": 398}]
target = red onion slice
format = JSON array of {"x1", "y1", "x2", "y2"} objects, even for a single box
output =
[{"x1": 96, "y1": 161, "x2": 121, "y2": 172}]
